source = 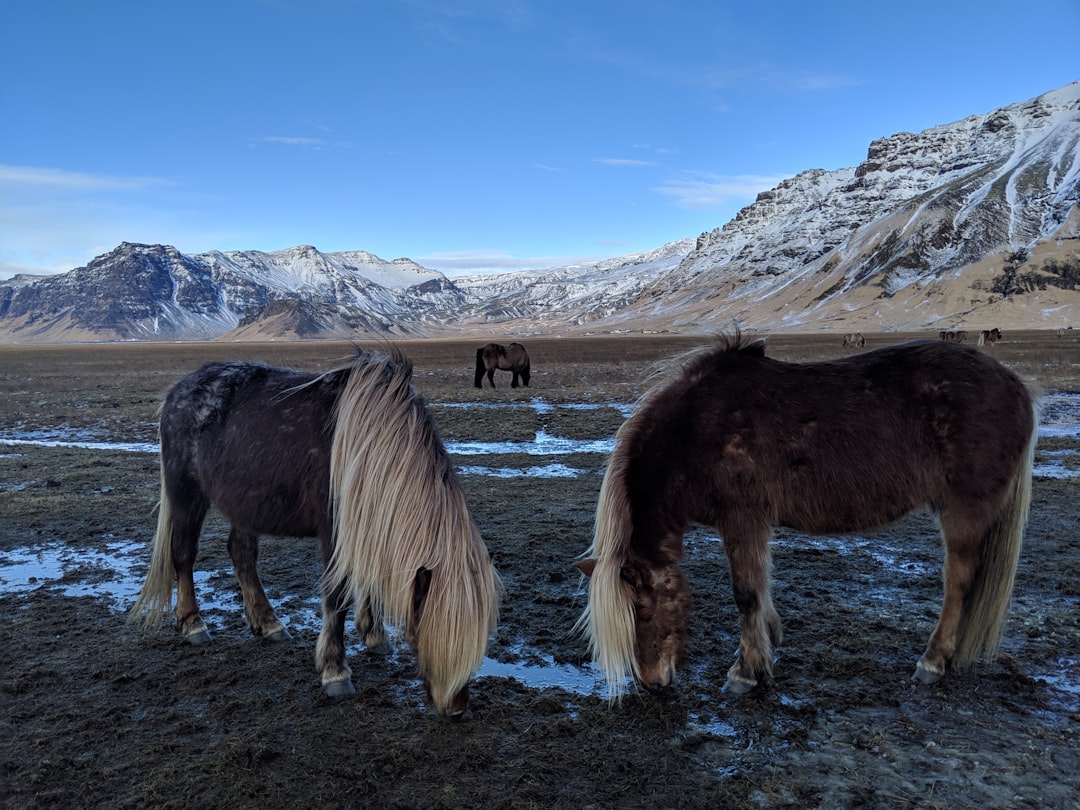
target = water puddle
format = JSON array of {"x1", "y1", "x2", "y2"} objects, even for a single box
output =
[{"x1": 0, "y1": 538, "x2": 606, "y2": 698}]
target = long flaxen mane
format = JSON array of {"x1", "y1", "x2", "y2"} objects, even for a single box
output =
[
  {"x1": 321, "y1": 349, "x2": 500, "y2": 701},
  {"x1": 577, "y1": 334, "x2": 763, "y2": 696}
]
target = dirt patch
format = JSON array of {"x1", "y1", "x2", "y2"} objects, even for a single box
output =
[{"x1": 1, "y1": 333, "x2": 1078, "y2": 808}]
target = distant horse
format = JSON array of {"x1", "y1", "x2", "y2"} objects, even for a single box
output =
[
  {"x1": 979, "y1": 327, "x2": 1002, "y2": 346},
  {"x1": 842, "y1": 332, "x2": 865, "y2": 348},
  {"x1": 574, "y1": 335, "x2": 1036, "y2": 697},
  {"x1": 474, "y1": 342, "x2": 531, "y2": 389},
  {"x1": 939, "y1": 330, "x2": 967, "y2": 343},
  {"x1": 129, "y1": 349, "x2": 500, "y2": 716}
]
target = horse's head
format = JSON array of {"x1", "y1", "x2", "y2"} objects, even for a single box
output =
[
  {"x1": 408, "y1": 560, "x2": 498, "y2": 719},
  {"x1": 575, "y1": 555, "x2": 690, "y2": 691}
]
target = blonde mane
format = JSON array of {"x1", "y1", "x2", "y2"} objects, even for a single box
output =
[{"x1": 322, "y1": 351, "x2": 500, "y2": 700}]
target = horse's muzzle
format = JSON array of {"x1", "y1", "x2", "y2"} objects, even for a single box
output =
[{"x1": 426, "y1": 680, "x2": 471, "y2": 718}]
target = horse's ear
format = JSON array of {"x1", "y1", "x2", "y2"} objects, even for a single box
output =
[
  {"x1": 572, "y1": 558, "x2": 597, "y2": 578},
  {"x1": 743, "y1": 339, "x2": 767, "y2": 357}
]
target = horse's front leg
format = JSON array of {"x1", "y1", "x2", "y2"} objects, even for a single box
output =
[
  {"x1": 227, "y1": 528, "x2": 290, "y2": 641},
  {"x1": 356, "y1": 595, "x2": 390, "y2": 654},
  {"x1": 315, "y1": 578, "x2": 355, "y2": 698},
  {"x1": 720, "y1": 524, "x2": 782, "y2": 694}
]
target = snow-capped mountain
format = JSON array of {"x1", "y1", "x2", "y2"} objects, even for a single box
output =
[
  {"x1": 1, "y1": 80, "x2": 1077, "y2": 343},
  {"x1": 619, "y1": 81, "x2": 1080, "y2": 333}
]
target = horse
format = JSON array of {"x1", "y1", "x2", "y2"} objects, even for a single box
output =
[
  {"x1": 129, "y1": 349, "x2": 500, "y2": 716},
  {"x1": 842, "y1": 332, "x2": 865, "y2": 348},
  {"x1": 574, "y1": 334, "x2": 1037, "y2": 698},
  {"x1": 939, "y1": 330, "x2": 967, "y2": 343},
  {"x1": 474, "y1": 342, "x2": 531, "y2": 389},
  {"x1": 978, "y1": 328, "x2": 1002, "y2": 346}
]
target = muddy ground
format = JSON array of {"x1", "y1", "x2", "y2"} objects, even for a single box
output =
[{"x1": 1, "y1": 333, "x2": 1078, "y2": 809}]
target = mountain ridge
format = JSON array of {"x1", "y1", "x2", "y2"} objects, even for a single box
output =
[{"x1": 2, "y1": 80, "x2": 1077, "y2": 343}]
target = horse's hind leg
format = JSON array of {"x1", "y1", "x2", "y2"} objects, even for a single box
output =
[
  {"x1": 510, "y1": 371, "x2": 520, "y2": 388},
  {"x1": 721, "y1": 522, "x2": 782, "y2": 694},
  {"x1": 170, "y1": 489, "x2": 212, "y2": 645},
  {"x1": 914, "y1": 515, "x2": 982, "y2": 684},
  {"x1": 357, "y1": 596, "x2": 390, "y2": 654},
  {"x1": 227, "y1": 528, "x2": 290, "y2": 641}
]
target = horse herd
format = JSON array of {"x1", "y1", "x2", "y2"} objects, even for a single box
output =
[
  {"x1": 842, "y1": 327, "x2": 1007, "y2": 349},
  {"x1": 130, "y1": 335, "x2": 1038, "y2": 718}
]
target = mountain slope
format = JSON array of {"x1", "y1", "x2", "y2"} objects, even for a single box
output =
[
  {"x1": 603, "y1": 81, "x2": 1080, "y2": 333},
  {"x1": 1, "y1": 81, "x2": 1077, "y2": 343}
]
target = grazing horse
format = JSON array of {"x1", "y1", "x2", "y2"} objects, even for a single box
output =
[
  {"x1": 129, "y1": 349, "x2": 500, "y2": 716},
  {"x1": 979, "y1": 327, "x2": 1002, "y2": 346},
  {"x1": 574, "y1": 335, "x2": 1037, "y2": 698},
  {"x1": 474, "y1": 342, "x2": 531, "y2": 389},
  {"x1": 842, "y1": 332, "x2": 865, "y2": 348},
  {"x1": 939, "y1": 330, "x2": 967, "y2": 343}
]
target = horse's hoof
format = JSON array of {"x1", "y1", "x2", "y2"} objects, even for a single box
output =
[
  {"x1": 722, "y1": 675, "x2": 758, "y2": 696},
  {"x1": 184, "y1": 628, "x2": 212, "y2": 646},
  {"x1": 723, "y1": 663, "x2": 759, "y2": 695},
  {"x1": 364, "y1": 639, "x2": 391, "y2": 655},
  {"x1": 264, "y1": 626, "x2": 292, "y2": 642},
  {"x1": 912, "y1": 660, "x2": 944, "y2": 685},
  {"x1": 323, "y1": 679, "x2": 356, "y2": 698}
]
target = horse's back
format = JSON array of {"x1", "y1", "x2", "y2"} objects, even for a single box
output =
[
  {"x1": 161, "y1": 361, "x2": 342, "y2": 536},
  {"x1": 627, "y1": 339, "x2": 1034, "y2": 534}
]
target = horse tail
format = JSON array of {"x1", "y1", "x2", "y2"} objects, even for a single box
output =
[
  {"x1": 952, "y1": 403, "x2": 1038, "y2": 667},
  {"x1": 324, "y1": 350, "x2": 499, "y2": 709},
  {"x1": 574, "y1": 442, "x2": 639, "y2": 698},
  {"x1": 128, "y1": 467, "x2": 176, "y2": 627},
  {"x1": 474, "y1": 348, "x2": 486, "y2": 388}
]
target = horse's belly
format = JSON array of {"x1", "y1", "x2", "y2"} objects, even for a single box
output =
[{"x1": 199, "y1": 438, "x2": 329, "y2": 538}]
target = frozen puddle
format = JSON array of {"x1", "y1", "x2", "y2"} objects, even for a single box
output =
[{"x1": 0, "y1": 538, "x2": 604, "y2": 698}]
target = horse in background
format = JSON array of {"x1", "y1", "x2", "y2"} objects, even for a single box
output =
[
  {"x1": 575, "y1": 334, "x2": 1037, "y2": 698},
  {"x1": 939, "y1": 330, "x2": 968, "y2": 343},
  {"x1": 842, "y1": 332, "x2": 865, "y2": 348},
  {"x1": 130, "y1": 349, "x2": 500, "y2": 717},
  {"x1": 979, "y1": 327, "x2": 1002, "y2": 346},
  {"x1": 475, "y1": 342, "x2": 531, "y2": 388}
]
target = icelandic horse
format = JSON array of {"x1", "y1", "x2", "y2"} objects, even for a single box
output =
[
  {"x1": 474, "y1": 342, "x2": 531, "y2": 389},
  {"x1": 129, "y1": 349, "x2": 500, "y2": 716},
  {"x1": 575, "y1": 334, "x2": 1037, "y2": 697}
]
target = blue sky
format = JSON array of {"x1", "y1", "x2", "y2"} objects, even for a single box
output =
[{"x1": 2, "y1": 0, "x2": 1078, "y2": 279}]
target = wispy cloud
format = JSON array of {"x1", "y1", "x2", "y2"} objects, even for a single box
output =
[
  {"x1": 417, "y1": 249, "x2": 603, "y2": 277},
  {"x1": 595, "y1": 158, "x2": 655, "y2": 168},
  {"x1": 260, "y1": 136, "x2": 328, "y2": 148},
  {"x1": 0, "y1": 164, "x2": 170, "y2": 191},
  {"x1": 654, "y1": 172, "x2": 785, "y2": 209}
]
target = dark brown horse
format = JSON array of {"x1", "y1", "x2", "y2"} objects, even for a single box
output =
[
  {"x1": 979, "y1": 327, "x2": 1002, "y2": 346},
  {"x1": 474, "y1": 342, "x2": 531, "y2": 389},
  {"x1": 575, "y1": 335, "x2": 1037, "y2": 698},
  {"x1": 129, "y1": 349, "x2": 500, "y2": 716}
]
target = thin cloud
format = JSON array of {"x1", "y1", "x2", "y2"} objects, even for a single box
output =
[
  {"x1": 655, "y1": 172, "x2": 785, "y2": 209},
  {"x1": 595, "y1": 158, "x2": 655, "y2": 168},
  {"x1": 261, "y1": 136, "x2": 328, "y2": 148},
  {"x1": 0, "y1": 164, "x2": 170, "y2": 191},
  {"x1": 418, "y1": 249, "x2": 602, "y2": 276}
]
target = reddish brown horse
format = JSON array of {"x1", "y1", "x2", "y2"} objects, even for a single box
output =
[
  {"x1": 474, "y1": 342, "x2": 531, "y2": 389},
  {"x1": 130, "y1": 349, "x2": 500, "y2": 716},
  {"x1": 575, "y1": 335, "x2": 1037, "y2": 697}
]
